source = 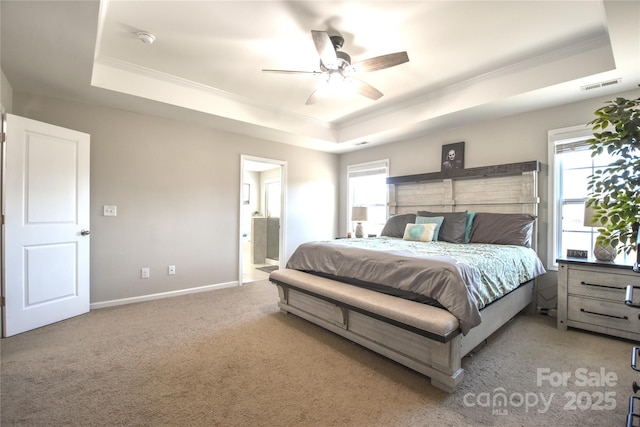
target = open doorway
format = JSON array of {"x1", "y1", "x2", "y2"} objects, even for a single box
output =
[{"x1": 239, "y1": 155, "x2": 286, "y2": 284}]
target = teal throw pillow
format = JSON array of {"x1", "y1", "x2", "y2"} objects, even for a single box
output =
[
  {"x1": 416, "y1": 216, "x2": 444, "y2": 241},
  {"x1": 465, "y1": 211, "x2": 476, "y2": 243}
]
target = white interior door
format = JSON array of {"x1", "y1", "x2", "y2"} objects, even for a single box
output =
[{"x1": 2, "y1": 114, "x2": 90, "y2": 337}]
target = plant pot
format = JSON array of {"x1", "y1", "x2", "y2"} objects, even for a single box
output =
[{"x1": 594, "y1": 244, "x2": 616, "y2": 262}]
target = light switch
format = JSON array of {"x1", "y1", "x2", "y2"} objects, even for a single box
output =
[{"x1": 104, "y1": 205, "x2": 117, "y2": 216}]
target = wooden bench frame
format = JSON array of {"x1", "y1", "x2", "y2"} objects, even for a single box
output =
[{"x1": 271, "y1": 269, "x2": 534, "y2": 391}]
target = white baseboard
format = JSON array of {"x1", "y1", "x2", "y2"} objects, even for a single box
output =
[{"x1": 90, "y1": 281, "x2": 239, "y2": 310}]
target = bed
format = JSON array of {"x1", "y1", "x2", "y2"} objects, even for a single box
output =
[{"x1": 270, "y1": 161, "x2": 545, "y2": 392}]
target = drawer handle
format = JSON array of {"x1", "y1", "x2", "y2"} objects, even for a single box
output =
[
  {"x1": 626, "y1": 285, "x2": 640, "y2": 309},
  {"x1": 633, "y1": 347, "x2": 640, "y2": 372},
  {"x1": 580, "y1": 281, "x2": 622, "y2": 290},
  {"x1": 580, "y1": 308, "x2": 628, "y2": 320}
]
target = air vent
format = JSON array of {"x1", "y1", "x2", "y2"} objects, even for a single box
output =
[{"x1": 581, "y1": 78, "x2": 621, "y2": 92}]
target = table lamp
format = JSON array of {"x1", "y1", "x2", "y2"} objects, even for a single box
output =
[{"x1": 351, "y1": 206, "x2": 368, "y2": 238}]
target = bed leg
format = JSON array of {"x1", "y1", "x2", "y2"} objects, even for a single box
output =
[
  {"x1": 274, "y1": 283, "x2": 288, "y2": 304},
  {"x1": 430, "y1": 366, "x2": 464, "y2": 393},
  {"x1": 526, "y1": 278, "x2": 538, "y2": 314},
  {"x1": 430, "y1": 378, "x2": 456, "y2": 393}
]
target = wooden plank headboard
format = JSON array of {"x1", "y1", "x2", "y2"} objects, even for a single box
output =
[{"x1": 386, "y1": 161, "x2": 541, "y2": 248}]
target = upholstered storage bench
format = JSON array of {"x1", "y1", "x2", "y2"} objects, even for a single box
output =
[{"x1": 270, "y1": 268, "x2": 534, "y2": 392}]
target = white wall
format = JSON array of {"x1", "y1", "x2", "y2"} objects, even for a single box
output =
[
  {"x1": 339, "y1": 89, "x2": 640, "y2": 308},
  {"x1": 12, "y1": 92, "x2": 338, "y2": 304}
]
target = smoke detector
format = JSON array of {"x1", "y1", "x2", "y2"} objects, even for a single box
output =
[{"x1": 137, "y1": 31, "x2": 156, "y2": 44}]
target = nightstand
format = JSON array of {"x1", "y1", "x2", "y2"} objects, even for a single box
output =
[{"x1": 557, "y1": 257, "x2": 640, "y2": 341}]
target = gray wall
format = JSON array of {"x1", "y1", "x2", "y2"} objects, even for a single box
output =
[
  {"x1": 1, "y1": 70, "x2": 12, "y2": 112},
  {"x1": 12, "y1": 92, "x2": 338, "y2": 304},
  {"x1": 339, "y1": 89, "x2": 639, "y2": 308},
  {"x1": 7, "y1": 85, "x2": 639, "y2": 309}
]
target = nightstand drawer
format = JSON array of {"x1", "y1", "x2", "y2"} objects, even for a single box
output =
[
  {"x1": 567, "y1": 295, "x2": 640, "y2": 333},
  {"x1": 568, "y1": 277, "x2": 627, "y2": 301},
  {"x1": 568, "y1": 267, "x2": 640, "y2": 300}
]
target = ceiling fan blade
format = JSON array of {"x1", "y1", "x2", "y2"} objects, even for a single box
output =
[
  {"x1": 311, "y1": 30, "x2": 338, "y2": 70},
  {"x1": 347, "y1": 51, "x2": 409, "y2": 73},
  {"x1": 345, "y1": 77, "x2": 383, "y2": 101},
  {"x1": 262, "y1": 69, "x2": 322, "y2": 75}
]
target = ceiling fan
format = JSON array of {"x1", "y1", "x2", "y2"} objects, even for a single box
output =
[{"x1": 262, "y1": 30, "x2": 409, "y2": 105}]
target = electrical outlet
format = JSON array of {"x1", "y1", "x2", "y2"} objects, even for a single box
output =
[
  {"x1": 141, "y1": 267, "x2": 150, "y2": 279},
  {"x1": 104, "y1": 205, "x2": 117, "y2": 216},
  {"x1": 168, "y1": 265, "x2": 176, "y2": 275}
]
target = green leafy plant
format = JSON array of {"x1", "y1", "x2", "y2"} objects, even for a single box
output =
[{"x1": 586, "y1": 90, "x2": 640, "y2": 255}]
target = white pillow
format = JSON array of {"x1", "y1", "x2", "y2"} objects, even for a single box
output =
[{"x1": 402, "y1": 223, "x2": 436, "y2": 242}]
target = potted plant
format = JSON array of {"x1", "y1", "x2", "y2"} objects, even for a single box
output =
[{"x1": 586, "y1": 90, "x2": 640, "y2": 257}]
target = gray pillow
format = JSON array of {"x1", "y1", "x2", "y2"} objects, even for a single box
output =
[
  {"x1": 380, "y1": 213, "x2": 417, "y2": 238},
  {"x1": 416, "y1": 211, "x2": 468, "y2": 243},
  {"x1": 469, "y1": 212, "x2": 536, "y2": 247}
]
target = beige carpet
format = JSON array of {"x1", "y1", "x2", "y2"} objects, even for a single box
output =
[{"x1": 1, "y1": 280, "x2": 635, "y2": 426}]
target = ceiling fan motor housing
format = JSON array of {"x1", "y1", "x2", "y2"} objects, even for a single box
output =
[
  {"x1": 329, "y1": 35, "x2": 345, "y2": 50},
  {"x1": 320, "y1": 51, "x2": 351, "y2": 72},
  {"x1": 318, "y1": 35, "x2": 350, "y2": 72},
  {"x1": 337, "y1": 51, "x2": 352, "y2": 70}
]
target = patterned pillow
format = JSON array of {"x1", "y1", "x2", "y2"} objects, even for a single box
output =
[
  {"x1": 415, "y1": 216, "x2": 444, "y2": 241},
  {"x1": 402, "y1": 223, "x2": 437, "y2": 242}
]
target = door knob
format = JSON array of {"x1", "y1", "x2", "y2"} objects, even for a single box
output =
[{"x1": 80, "y1": 230, "x2": 91, "y2": 236}]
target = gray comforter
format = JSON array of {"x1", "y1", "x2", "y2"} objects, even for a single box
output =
[{"x1": 285, "y1": 237, "x2": 546, "y2": 334}]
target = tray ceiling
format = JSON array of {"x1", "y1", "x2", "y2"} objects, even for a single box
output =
[{"x1": 2, "y1": 1, "x2": 639, "y2": 152}]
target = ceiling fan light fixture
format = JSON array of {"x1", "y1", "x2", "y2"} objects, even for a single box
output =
[
  {"x1": 137, "y1": 31, "x2": 156, "y2": 45},
  {"x1": 327, "y1": 71, "x2": 345, "y2": 87},
  {"x1": 263, "y1": 30, "x2": 409, "y2": 104}
]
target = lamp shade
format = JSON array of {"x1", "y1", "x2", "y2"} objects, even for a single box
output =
[{"x1": 351, "y1": 206, "x2": 368, "y2": 222}]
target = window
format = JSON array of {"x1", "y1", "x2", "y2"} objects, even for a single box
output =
[
  {"x1": 347, "y1": 160, "x2": 389, "y2": 236},
  {"x1": 549, "y1": 125, "x2": 633, "y2": 269}
]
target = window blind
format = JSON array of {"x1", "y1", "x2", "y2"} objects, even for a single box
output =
[{"x1": 554, "y1": 138, "x2": 591, "y2": 154}]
